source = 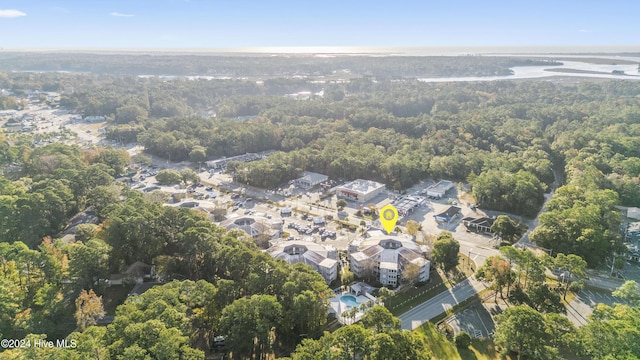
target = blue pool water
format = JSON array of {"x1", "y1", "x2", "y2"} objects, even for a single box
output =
[{"x1": 340, "y1": 295, "x2": 359, "y2": 307}]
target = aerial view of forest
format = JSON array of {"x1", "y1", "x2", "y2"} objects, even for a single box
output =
[{"x1": 2, "y1": 0, "x2": 640, "y2": 359}]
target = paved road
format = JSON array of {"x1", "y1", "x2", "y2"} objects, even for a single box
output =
[
  {"x1": 399, "y1": 277, "x2": 487, "y2": 330},
  {"x1": 584, "y1": 272, "x2": 625, "y2": 291},
  {"x1": 516, "y1": 167, "x2": 559, "y2": 248},
  {"x1": 566, "y1": 289, "x2": 625, "y2": 327},
  {"x1": 458, "y1": 238, "x2": 499, "y2": 269}
]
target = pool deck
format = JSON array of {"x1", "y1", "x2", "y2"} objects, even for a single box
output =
[{"x1": 329, "y1": 292, "x2": 373, "y2": 324}]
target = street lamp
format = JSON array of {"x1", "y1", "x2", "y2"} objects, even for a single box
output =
[{"x1": 467, "y1": 250, "x2": 478, "y2": 272}]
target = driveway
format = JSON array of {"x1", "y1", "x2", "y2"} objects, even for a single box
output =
[{"x1": 447, "y1": 303, "x2": 504, "y2": 339}]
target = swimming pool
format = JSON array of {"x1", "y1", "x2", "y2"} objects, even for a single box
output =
[{"x1": 340, "y1": 295, "x2": 359, "y2": 307}]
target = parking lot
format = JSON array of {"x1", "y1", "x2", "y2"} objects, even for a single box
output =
[{"x1": 446, "y1": 302, "x2": 504, "y2": 339}]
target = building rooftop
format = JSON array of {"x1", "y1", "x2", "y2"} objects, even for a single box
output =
[
  {"x1": 462, "y1": 216, "x2": 495, "y2": 228},
  {"x1": 379, "y1": 249, "x2": 399, "y2": 264},
  {"x1": 379, "y1": 261, "x2": 399, "y2": 270},
  {"x1": 358, "y1": 235, "x2": 421, "y2": 252},
  {"x1": 429, "y1": 180, "x2": 453, "y2": 191},
  {"x1": 266, "y1": 240, "x2": 337, "y2": 281},
  {"x1": 362, "y1": 245, "x2": 385, "y2": 258},
  {"x1": 220, "y1": 215, "x2": 273, "y2": 237},
  {"x1": 394, "y1": 196, "x2": 424, "y2": 215},
  {"x1": 434, "y1": 206, "x2": 461, "y2": 220},
  {"x1": 427, "y1": 180, "x2": 454, "y2": 194},
  {"x1": 319, "y1": 257, "x2": 338, "y2": 269},
  {"x1": 350, "y1": 251, "x2": 369, "y2": 262},
  {"x1": 296, "y1": 171, "x2": 328, "y2": 185},
  {"x1": 338, "y1": 179, "x2": 385, "y2": 195}
]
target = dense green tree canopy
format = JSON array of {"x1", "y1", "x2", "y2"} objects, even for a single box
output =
[
  {"x1": 494, "y1": 305, "x2": 547, "y2": 359},
  {"x1": 431, "y1": 231, "x2": 460, "y2": 273},
  {"x1": 289, "y1": 306, "x2": 431, "y2": 360},
  {"x1": 4, "y1": 66, "x2": 640, "y2": 359}
]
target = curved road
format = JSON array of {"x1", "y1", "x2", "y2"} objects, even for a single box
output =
[{"x1": 515, "y1": 167, "x2": 560, "y2": 249}]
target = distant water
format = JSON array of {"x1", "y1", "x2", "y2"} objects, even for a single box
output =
[
  {"x1": 227, "y1": 45, "x2": 640, "y2": 56},
  {"x1": 417, "y1": 60, "x2": 640, "y2": 82},
  {"x1": 6, "y1": 45, "x2": 639, "y2": 56}
]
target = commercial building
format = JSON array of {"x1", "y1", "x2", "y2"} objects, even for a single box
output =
[
  {"x1": 266, "y1": 240, "x2": 338, "y2": 283},
  {"x1": 205, "y1": 150, "x2": 276, "y2": 170},
  {"x1": 335, "y1": 179, "x2": 385, "y2": 202},
  {"x1": 462, "y1": 216, "x2": 495, "y2": 233},
  {"x1": 393, "y1": 196, "x2": 425, "y2": 216},
  {"x1": 426, "y1": 180, "x2": 454, "y2": 199},
  {"x1": 349, "y1": 235, "x2": 430, "y2": 287},
  {"x1": 294, "y1": 171, "x2": 329, "y2": 188},
  {"x1": 434, "y1": 206, "x2": 462, "y2": 223}
]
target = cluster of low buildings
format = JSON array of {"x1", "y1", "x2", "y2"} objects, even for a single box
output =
[
  {"x1": 265, "y1": 232, "x2": 431, "y2": 287},
  {"x1": 259, "y1": 176, "x2": 442, "y2": 287},
  {"x1": 2, "y1": 112, "x2": 42, "y2": 133},
  {"x1": 118, "y1": 164, "x2": 446, "y2": 289},
  {"x1": 205, "y1": 150, "x2": 276, "y2": 170}
]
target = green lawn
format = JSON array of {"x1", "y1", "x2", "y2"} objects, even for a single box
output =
[
  {"x1": 415, "y1": 322, "x2": 503, "y2": 360},
  {"x1": 385, "y1": 274, "x2": 447, "y2": 316},
  {"x1": 386, "y1": 254, "x2": 477, "y2": 316}
]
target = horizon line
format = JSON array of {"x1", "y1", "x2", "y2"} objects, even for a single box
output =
[{"x1": 0, "y1": 44, "x2": 639, "y2": 56}]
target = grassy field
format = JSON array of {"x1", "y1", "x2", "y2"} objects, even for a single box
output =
[
  {"x1": 386, "y1": 275, "x2": 447, "y2": 316},
  {"x1": 416, "y1": 322, "x2": 504, "y2": 360}
]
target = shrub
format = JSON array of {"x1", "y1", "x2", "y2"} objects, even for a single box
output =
[{"x1": 454, "y1": 331, "x2": 472, "y2": 348}]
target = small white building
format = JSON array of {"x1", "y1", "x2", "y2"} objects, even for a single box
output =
[
  {"x1": 628, "y1": 207, "x2": 640, "y2": 220},
  {"x1": 294, "y1": 171, "x2": 328, "y2": 188},
  {"x1": 84, "y1": 116, "x2": 106, "y2": 123},
  {"x1": 335, "y1": 179, "x2": 385, "y2": 202},
  {"x1": 426, "y1": 180, "x2": 454, "y2": 199}
]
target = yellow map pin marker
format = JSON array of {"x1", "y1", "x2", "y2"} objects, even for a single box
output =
[{"x1": 380, "y1": 204, "x2": 399, "y2": 234}]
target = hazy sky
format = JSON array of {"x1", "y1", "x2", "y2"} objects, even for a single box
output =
[{"x1": 1, "y1": 0, "x2": 638, "y2": 49}]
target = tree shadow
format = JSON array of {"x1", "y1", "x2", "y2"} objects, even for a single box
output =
[{"x1": 458, "y1": 348, "x2": 479, "y2": 360}]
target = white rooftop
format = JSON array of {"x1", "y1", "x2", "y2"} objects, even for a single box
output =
[
  {"x1": 351, "y1": 252, "x2": 368, "y2": 262},
  {"x1": 297, "y1": 171, "x2": 328, "y2": 184},
  {"x1": 379, "y1": 261, "x2": 398, "y2": 270},
  {"x1": 427, "y1": 180, "x2": 454, "y2": 193},
  {"x1": 339, "y1": 179, "x2": 385, "y2": 195}
]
